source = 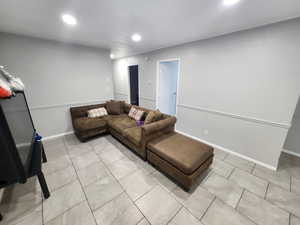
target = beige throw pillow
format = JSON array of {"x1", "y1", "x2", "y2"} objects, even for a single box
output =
[
  {"x1": 128, "y1": 107, "x2": 144, "y2": 121},
  {"x1": 87, "y1": 107, "x2": 108, "y2": 118}
]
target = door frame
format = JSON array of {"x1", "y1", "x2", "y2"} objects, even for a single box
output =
[
  {"x1": 156, "y1": 58, "x2": 181, "y2": 116},
  {"x1": 128, "y1": 64, "x2": 139, "y2": 105}
]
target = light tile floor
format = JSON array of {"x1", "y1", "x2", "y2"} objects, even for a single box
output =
[{"x1": 1, "y1": 134, "x2": 300, "y2": 225}]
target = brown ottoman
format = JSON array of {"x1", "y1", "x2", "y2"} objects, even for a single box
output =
[{"x1": 147, "y1": 132, "x2": 214, "y2": 191}]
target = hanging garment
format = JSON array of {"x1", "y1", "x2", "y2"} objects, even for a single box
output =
[
  {"x1": 0, "y1": 78, "x2": 12, "y2": 98},
  {"x1": 0, "y1": 66, "x2": 25, "y2": 92}
]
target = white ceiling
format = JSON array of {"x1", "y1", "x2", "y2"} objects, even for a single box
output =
[{"x1": 0, "y1": 0, "x2": 300, "y2": 58}]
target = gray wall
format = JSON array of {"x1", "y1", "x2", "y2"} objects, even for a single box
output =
[
  {"x1": 0, "y1": 33, "x2": 114, "y2": 137},
  {"x1": 284, "y1": 98, "x2": 300, "y2": 154},
  {"x1": 113, "y1": 18, "x2": 300, "y2": 169}
]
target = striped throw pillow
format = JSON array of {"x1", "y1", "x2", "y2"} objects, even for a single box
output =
[
  {"x1": 87, "y1": 107, "x2": 108, "y2": 118},
  {"x1": 128, "y1": 107, "x2": 144, "y2": 121}
]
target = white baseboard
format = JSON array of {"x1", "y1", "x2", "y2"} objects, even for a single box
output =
[
  {"x1": 42, "y1": 128, "x2": 280, "y2": 171},
  {"x1": 176, "y1": 129, "x2": 277, "y2": 171},
  {"x1": 43, "y1": 131, "x2": 74, "y2": 141},
  {"x1": 282, "y1": 149, "x2": 300, "y2": 158}
]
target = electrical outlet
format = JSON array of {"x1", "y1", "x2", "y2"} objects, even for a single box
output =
[{"x1": 204, "y1": 129, "x2": 209, "y2": 135}]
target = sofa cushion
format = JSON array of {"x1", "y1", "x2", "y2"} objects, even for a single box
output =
[
  {"x1": 128, "y1": 107, "x2": 144, "y2": 121},
  {"x1": 147, "y1": 132, "x2": 213, "y2": 175},
  {"x1": 123, "y1": 127, "x2": 142, "y2": 146},
  {"x1": 87, "y1": 107, "x2": 108, "y2": 118},
  {"x1": 74, "y1": 117, "x2": 107, "y2": 132},
  {"x1": 106, "y1": 100, "x2": 123, "y2": 115},
  {"x1": 108, "y1": 116, "x2": 137, "y2": 134},
  {"x1": 144, "y1": 109, "x2": 162, "y2": 124},
  {"x1": 123, "y1": 103, "x2": 132, "y2": 113}
]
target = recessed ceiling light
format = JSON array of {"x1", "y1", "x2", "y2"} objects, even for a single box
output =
[
  {"x1": 62, "y1": 14, "x2": 77, "y2": 26},
  {"x1": 110, "y1": 54, "x2": 115, "y2": 59},
  {"x1": 223, "y1": 0, "x2": 240, "y2": 6},
  {"x1": 131, "y1": 33, "x2": 142, "y2": 42}
]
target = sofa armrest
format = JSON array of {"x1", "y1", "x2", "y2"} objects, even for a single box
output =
[
  {"x1": 70, "y1": 107, "x2": 86, "y2": 119},
  {"x1": 142, "y1": 117, "x2": 177, "y2": 136}
]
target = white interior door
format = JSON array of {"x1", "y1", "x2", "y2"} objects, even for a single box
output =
[{"x1": 157, "y1": 60, "x2": 179, "y2": 115}]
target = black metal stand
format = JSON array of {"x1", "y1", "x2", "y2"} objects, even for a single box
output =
[
  {"x1": 31, "y1": 142, "x2": 50, "y2": 199},
  {"x1": 41, "y1": 145, "x2": 47, "y2": 163},
  {"x1": 37, "y1": 172, "x2": 50, "y2": 199},
  {"x1": 0, "y1": 213, "x2": 2, "y2": 221}
]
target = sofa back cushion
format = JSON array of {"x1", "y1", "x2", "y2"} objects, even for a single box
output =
[
  {"x1": 87, "y1": 107, "x2": 108, "y2": 118},
  {"x1": 106, "y1": 100, "x2": 124, "y2": 115},
  {"x1": 123, "y1": 102, "x2": 132, "y2": 113},
  {"x1": 144, "y1": 109, "x2": 162, "y2": 124}
]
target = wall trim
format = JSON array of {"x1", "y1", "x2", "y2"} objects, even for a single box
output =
[
  {"x1": 140, "y1": 97, "x2": 155, "y2": 101},
  {"x1": 115, "y1": 93, "x2": 155, "y2": 102},
  {"x1": 282, "y1": 149, "x2": 300, "y2": 158},
  {"x1": 43, "y1": 131, "x2": 74, "y2": 141},
  {"x1": 30, "y1": 99, "x2": 108, "y2": 110},
  {"x1": 115, "y1": 92, "x2": 128, "y2": 96},
  {"x1": 43, "y1": 128, "x2": 279, "y2": 170},
  {"x1": 178, "y1": 104, "x2": 291, "y2": 129},
  {"x1": 176, "y1": 129, "x2": 277, "y2": 171}
]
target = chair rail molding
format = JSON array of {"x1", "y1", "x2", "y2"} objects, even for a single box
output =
[
  {"x1": 30, "y1": 99, "x2": 108, "y2": 110},
  {"x1": 177, "y1": 103, "x2": 291, "y2": 129},
  {"x1": 115, "y1": 92, "x2": 128, "y2": 96},
  {"x1": 140, "y1": 96, "x2": 155, "y2": 102}
]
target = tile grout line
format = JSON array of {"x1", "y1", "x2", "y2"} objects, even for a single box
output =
[
  {"x1": 250, "y1": 163, "x2": 256, "y2": 174},
  {"x1": 165, "y1": 205, "x2": 183, "y2": 225},
  {"x1": 134, "y1": 217, "x2": 148, "y2": 225},
  {"x1": 181, "y1": 204, "x2": 206, "y2": 225},
  {"x1": 227, "y1": 167, "x2": 235, "y2": 179},
  {"x1": 264, "y1": 182, "x2": 270, "y2": 200},
  {"x1": 105, "y1": 163, "x2": 153, "y2": 225},
  {"x1": 228, "y1": 161, "x2": 292, "y2": 195},
  {"x1": 97, "y1": 141, "x2": 157, "y2": 183},
  {"x1": 235, "y1": 188, "x2": 245, "y2": 209},
  {"x1": 94, "y1": 139, "x2": 154, "y2": 225},
  {"x1": 225, "y1": 167, "x2": 272, "y2": 200},
  {"x1": 263, "y1": 182, "x2": 300, "y2": 216},
  {"x1": 222, "y1": 152, "x2": 229, "y2": 161},
  {"x1": 44, "y1": 200, "x2": 87, "y2": 224},
  {"x1": 221, "y1": 166, "x2": 293, "y2": 217},
  {"x1": 51, "y1": 134, "x2": 299, "y2": 225},
  {"x1": 200, "y1": 173, "x2": 273, "y2": 225},
  {"x1": 62, "y1": 137, "x2": 99, "y2": 225},
  {"x1": 42, "y1": 141, "x2": 89, "y2": 224},
  {"x1": 40, "y1": 171, "x2": 78, "y2": 198},
  {"x1": 212, "y1": 195, "x2": 261, "y2": 225},
  {"x1": 76, "y1": 137, "x2": 155, "y2": 217},
  {"x1": 133, "y1": 183, "x2": 158, "y2": 203},
  {"x1": 76, "y1": 135, "x2": 297, "y2": 213},
  {"x1": 199, "y1": 196, "x2": 216, "y2": 221},
  {"x1": 236, "y1": 205, "x2": 260, "y2": 225}
]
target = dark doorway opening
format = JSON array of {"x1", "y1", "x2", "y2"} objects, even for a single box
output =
[{"x1": 129, "y1": 65, "x2": 139, "y2": 106}]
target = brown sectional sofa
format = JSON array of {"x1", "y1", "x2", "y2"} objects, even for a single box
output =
[
  {"x1": 70, "y1": 102, "x2": 176, "y2": 159},
  {"x1": 70, "y1": 100, "x2": 214, "y2": 190}
]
